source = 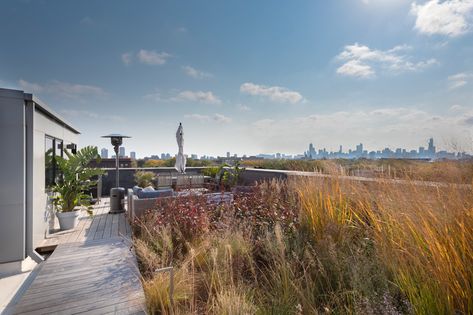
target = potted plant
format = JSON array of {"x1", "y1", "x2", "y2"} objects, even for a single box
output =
[{"x1": 52, "y1": 146, "x2": 104, "y2": 230}]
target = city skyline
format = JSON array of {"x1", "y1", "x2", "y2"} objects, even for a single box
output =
[{"x1": 109, "y1": 137, "x2": 470, "y2": 160}]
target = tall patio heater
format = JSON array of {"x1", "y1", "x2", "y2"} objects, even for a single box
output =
[{"x1": 102, "y1": 133, "x2": 130, "y2": 214}]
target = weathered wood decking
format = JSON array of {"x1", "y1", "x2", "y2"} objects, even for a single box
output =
[{"x1": 13, "y1": 200, "x2": 146, "y2": 315}]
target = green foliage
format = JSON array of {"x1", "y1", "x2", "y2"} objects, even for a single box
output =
[
  {"x1": 187, "y1": 158, "x2": 213, "y2": 167},
  {"x1": 52, "y1": 146, "x2": 104, "y2": 214},
  {"x1": 243, "y1": 159, "x2": 326, "y2": 172},
  {"x1": 143, "y1": 159, "x2": 167, "y2": 167},
  {"x1": 202, "y1": 166, "x2": 220, "y2": 178},
  {"x1": 134, "y1": 171, "x2": 156, "y2": 188},
  {"x1": 143, "y1": 157, "x2": 214, "y2": 168},
  {"x1": 218, "y1": 161, "x2": 245, "y2": 188}
]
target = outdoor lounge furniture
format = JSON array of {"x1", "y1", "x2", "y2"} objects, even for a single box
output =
[
  {"x1": 132, "y1": 185, "x2": 173, "y2": 199},
  {"x1": 128, "y1": 186, "x2": 174, "y2": 218}
]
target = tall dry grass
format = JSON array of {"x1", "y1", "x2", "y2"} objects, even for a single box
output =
[
  {"x1": 296, "y1": 177, "x2": 473, "y2": 314},
  {"x1": 133, "y1": 176, "x2": 473, "y2": 314}
]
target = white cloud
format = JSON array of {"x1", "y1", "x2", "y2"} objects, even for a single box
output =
[
  {"x1": 448, "y1": 72, "x2": 471, "y2": 89},
  {"x1": 121, "y1": 52, "x2": 133, "y2": 65},
  {"x1": 182, "y1": 66, "x2": 212, "y2": 79},
  {"x1": 450, "y1": 104, "x2": 466, "y2": 111},
  {"x1": 240, "y1": 82, "x2": 304, "y2": 104},
  {"x1": 336, "y1": 43, "x2": 437, "y2": 78},
  {"x1": 174, "y1": 90, "x2": 222, "y2": 104},
  {"x1": 137, "y1": 50, "x2": 171, "y2": 65},
  {"x1": 411, "y1": 0, "x2": 473, "y2": 37},
  {"x1": 236, "y1": 104, "x2": 251, "y2": 112},
  {"x1": 185, "y1": 113, "x2": 231, "y2": 123},
  {"x1": 336, "y1": 60, "x2": 375, "y2": 78},
  {"x1": 213, "y1": 113, "x2": 232, "y2": 123},
  {"x1": 19, "y1": 79, "x2": 106, "y2": 99}
]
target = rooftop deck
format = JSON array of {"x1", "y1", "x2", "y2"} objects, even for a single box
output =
[{"x1": 12, "y1": 199, "x2": 146, "y2": 315}]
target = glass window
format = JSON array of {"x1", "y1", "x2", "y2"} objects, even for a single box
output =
[
  {"x1": 45, "y1": 136, "x2": 55, "y2": 187},
  {"x1": 45, "y1": 136, "x2": 64, "y2": 188}
]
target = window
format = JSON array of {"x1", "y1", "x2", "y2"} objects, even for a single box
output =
[
  {"x1": 45, "y1": 136, "x2": 55, "y2": 187},
  {"x1": 45, "y1": 136, "x2": 66, "y2": 188}
]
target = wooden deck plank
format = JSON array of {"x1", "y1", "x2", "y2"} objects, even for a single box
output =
[
  {"x1": 119, "y1": 212, "x2": 127, "y2": 237},
  {"x1": 112, "y1": 211, "x2": 120, "y2": 237},
  {"x1": 103, "y1": 212, "x2": 113, "y2": 239},
  {"x1": 13, "y1": 198, "x2": 145, "y2": 315},
  {"x1": 80, "y1": 203, "x2": 104, "y2": 241}
]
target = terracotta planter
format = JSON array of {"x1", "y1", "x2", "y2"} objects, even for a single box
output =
[{"x1": 56, "y1": 209, "x2": 81, "y2": 230}]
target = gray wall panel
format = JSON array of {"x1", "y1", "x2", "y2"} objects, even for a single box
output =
[{"x1": 0, "y1": 89, "x2": 26, "y2": 263}]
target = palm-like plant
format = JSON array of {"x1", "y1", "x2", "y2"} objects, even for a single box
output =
[{"x1": 52, "y1": 146, "x2": 104, "y2": 215}]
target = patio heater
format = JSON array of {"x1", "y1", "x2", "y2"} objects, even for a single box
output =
[{"x1": 101, "y1": 133, "x2": 130, "y2": 214}]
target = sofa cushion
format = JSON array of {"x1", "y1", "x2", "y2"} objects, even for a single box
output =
[
  {"x1": 132, "y1": 186, "x2": 142, "y2": 195},
  {"x1": 137, "y1": 187, "x2": 174, "y2": 199}
]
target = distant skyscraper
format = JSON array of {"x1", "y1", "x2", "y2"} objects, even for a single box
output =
[
  {"x1": 356, "y1": 143, "x2": 363, "y2": 154},
  {"x1": 428, "y1": 138, "x2": 436, "y2": 155},
  {"x1": 191, "y1": 154, "x2": 198, "y2": 159},
  {"x1": 119, "y1": 146, "x2": 125, "y2": 157},
  {"x1": 307, "y1": 143, "x2": 316, "y2": 159},
  {"x1": 100, "y1": 148, "x2": 108, "y2": 159},
  {"x1": 226, "y1": 152, "x2": 230, "y2": 158},
  {"x1": 130, "y1": 151, "x2": 136, "y2": 159}
]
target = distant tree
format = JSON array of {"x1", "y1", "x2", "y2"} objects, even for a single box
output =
[{"x1": 143, "y1": 159, "x2": 167, "y2": 167}]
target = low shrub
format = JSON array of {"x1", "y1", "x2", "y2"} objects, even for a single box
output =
[{"x1": 134, "y1": 171, "x2": 156, "y2": 187}]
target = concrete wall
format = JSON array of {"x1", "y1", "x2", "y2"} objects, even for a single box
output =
[
  {"x1": 0, "y1": 89, "x2": 26, "y2": 263},
  {"x1": 31, "y1": 107, "x2": 78, "y2": 250},
  {"x1": 239, "y1": 168, "x2": 289, "y2": 185}
]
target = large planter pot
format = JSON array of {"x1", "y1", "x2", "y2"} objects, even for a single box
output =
[{"x1": 56, "y1": 209, "x2": 81, "y2": 230}]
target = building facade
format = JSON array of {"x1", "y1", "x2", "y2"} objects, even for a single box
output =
[{"x1": 0, "y1": 88, "x2": 80, "y2": 269}]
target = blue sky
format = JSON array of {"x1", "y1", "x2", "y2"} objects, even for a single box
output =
[{"x1": 1, "y1": 0, "x2": 472, "y2": 157}]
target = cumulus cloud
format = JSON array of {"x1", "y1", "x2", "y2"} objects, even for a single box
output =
[
  {"x1": 240, "y1": 83, "x2": 304, "y2": 104},
  {"x1": 336, "y1": 60, "x2": 375, "y2": 78},
  {"x1": 182, "y1": 66, "x2": 212, "y2": 79},
  {"x1": 185, "y1": 113, "x2": 231, "y2": 123},
  {"x1": 463, "y1": 115, "x2": 473, "y2": 125},
  {"x1": 174, "y1": 90, "x2": 222, "y2": 104},
  {"x1": 448, "y1": 72, "x2": 471, "y2": 89},
  {"x1": 137, "y1": 50, "x2": 171, "y2": 65},
  {"x1": 411, "y1": 0, "x2": 473, "y2": 37},
  {"x1": 19, "y1": 79, "x2": 106, "y2": 99},
  {"x1": 336, "y1": 43, "x2": 437, "y2": 78},
  {"x1": 450, "y1": 104, "x2": 466, "y2": 111}
]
